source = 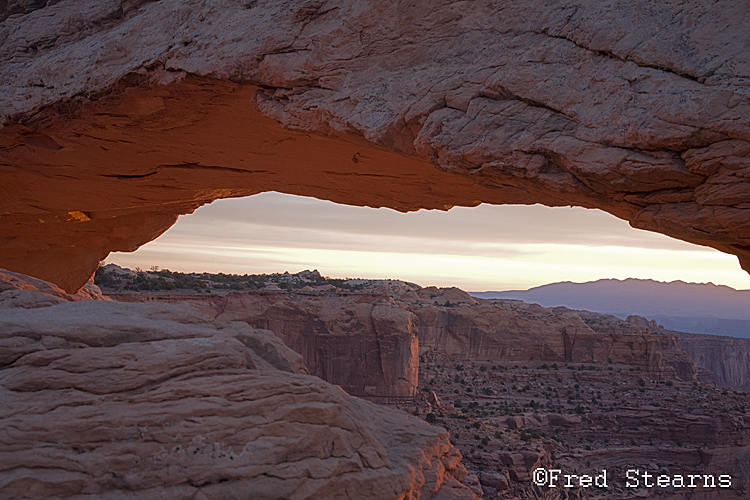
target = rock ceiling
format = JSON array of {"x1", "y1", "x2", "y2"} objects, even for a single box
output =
[{"x1": 1, "y1": 0, "x2": 749, "y2": 291}]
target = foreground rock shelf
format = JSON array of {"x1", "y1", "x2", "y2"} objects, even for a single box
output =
[
  {"x1": 0, "y1": 270, "x2": 475, "y2": 500},
  {"x1": 1, "y1": 0, "x2": 750, "y2": 291}
]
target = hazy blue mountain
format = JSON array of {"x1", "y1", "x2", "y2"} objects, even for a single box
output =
[{"x1": 471, "y1": 278, "x2": 750, "y2": 338}]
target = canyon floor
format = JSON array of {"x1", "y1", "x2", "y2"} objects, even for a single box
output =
[{"x1": 405, "y1": 358, "x2": 750, "y2": 499}]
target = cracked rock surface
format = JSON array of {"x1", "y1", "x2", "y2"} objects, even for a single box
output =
[
  {"x1": 0, "y1": 269, "x2": 474, "y2": 500},
  {"x1": 1, "y1": 0, "x2": 750, "y2": 291}
]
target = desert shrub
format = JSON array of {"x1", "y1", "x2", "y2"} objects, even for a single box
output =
[{"x1": 93, "y1": 266, "x2": 115, "y2": 287}]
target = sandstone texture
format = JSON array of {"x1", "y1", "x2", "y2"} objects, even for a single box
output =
[
  {"x1": 1, "y1": 0, "x2": 750, "y2": 291},
  {"x1": 676, "y1": 332, "x2": 750, "y2": 392},
  {"x1": 0, "y1": 270, "x2": 476, "y2": 500},
  {"x1": 0, "y1": 268, "x2": 107, "y2": 307},
  {"x1": 134, "y1": 291, "x2": 421, "y2": 399}
]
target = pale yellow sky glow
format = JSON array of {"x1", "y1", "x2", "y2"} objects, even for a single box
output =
[{"x1": 106, "y1": 192, "x2": 750, "y2": 291}]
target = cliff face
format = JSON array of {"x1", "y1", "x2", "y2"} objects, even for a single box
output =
[
  {"x1": 2, "y1": 0, "x2": 750, "y2": 291},
  {"x1": 414, "y1": 301, "x2": 670, "y2": 369},
  {"x1": 0, "y1": 270, "x2": 476, "y2": 500},
  {"x1": 411, "y1": 290, "x2": 700, "y2": 381},
  {"x1": 119, "y1": 292, "x2": 420, "y2": 398},
  {"x1": 112, "y1": 281, "x2": 701, "y2": 395},
  {"x1": 676, "y1": 333, "x2": 750, "y2": 392}
]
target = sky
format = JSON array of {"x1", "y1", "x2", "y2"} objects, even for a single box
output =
[{"x1": 105, "y1": 192, "x2": 750, "y2": 292}]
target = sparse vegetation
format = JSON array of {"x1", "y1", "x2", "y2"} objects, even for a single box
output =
[
  {"x1": 411, "y1": 352, "x2": 750, "y2": 498},
  {"x1": 95, "y1": 264, "x2": 371, "y2": 293}
]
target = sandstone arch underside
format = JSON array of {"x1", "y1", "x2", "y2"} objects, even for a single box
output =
[{"x1": 1, "y1": 0, "x2": 749, "y2": 292}]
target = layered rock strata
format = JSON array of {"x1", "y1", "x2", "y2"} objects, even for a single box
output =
[
  {"x1": 412, "y1": 289, "x2": 683, "y2": 372},
  {"x1": 0, "y1": 270, "x2": 475, "y2": 500},
  {"x1": 1, "y1": 0, "x2": 750, "y2": 291},
  {"x1": 112, "y1": 279, "x2": 701, "y2": 396},
  {"x1": 0, "y1": 268, "x2": 107, "y2": 306},
  {"x1": 676, "y1": 332, "x2": 750, "y2": 392},
  {"x1": 128, "y1": 292, "x2": 420, "y2": 398}
]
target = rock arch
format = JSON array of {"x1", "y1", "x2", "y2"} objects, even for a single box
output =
[{"x1": 1, "y1": 0, "x2": 749, "y2": 292}]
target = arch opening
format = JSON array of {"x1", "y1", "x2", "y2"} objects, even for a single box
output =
[{"x1": 105, "y1": 192, "x2": 750, "y2": 292}]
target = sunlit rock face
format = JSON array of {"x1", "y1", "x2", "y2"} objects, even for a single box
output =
[
  {"x1": 2, "y1": 0, "x2": 750, "y2": 291},
  {"x1": 0, "y1": 268, "x2": 107, "y2": 306},
  {"x1": 0, "y1": 270, "x2": 475, "y2": 500},
  {"x1": 125, "y1": 291, "x2": 422, "y2": 399}
]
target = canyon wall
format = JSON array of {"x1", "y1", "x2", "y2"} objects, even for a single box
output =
[
  {"x1": 414, "y1": 298, "x2": 668, "y2": 369},
  {"x1": 113, "y1": 281, "x2": 702, "y2": 395},
  {"x1": 1, "y1": 0, "x2": 750, "y2": 291},
  {"x1": 0, "y1": 270, "x2": 475, "y2": 500},
  {"x1": 164, "y1": 292, "x2": 420, "y2": 398},
  {"x1": 411, "y1": 289, "x2": 699, "y2": 380},
  {"x1": 676, "y1": 332, "x2": 750, "y2": 392},
  {"x1": 220, "y1": 293, "x2": 418, "y2": 398}
]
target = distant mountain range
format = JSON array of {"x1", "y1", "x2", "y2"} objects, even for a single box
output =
[{"x1": 471, "y1": 278, "x2": 750, "y2": 338}]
